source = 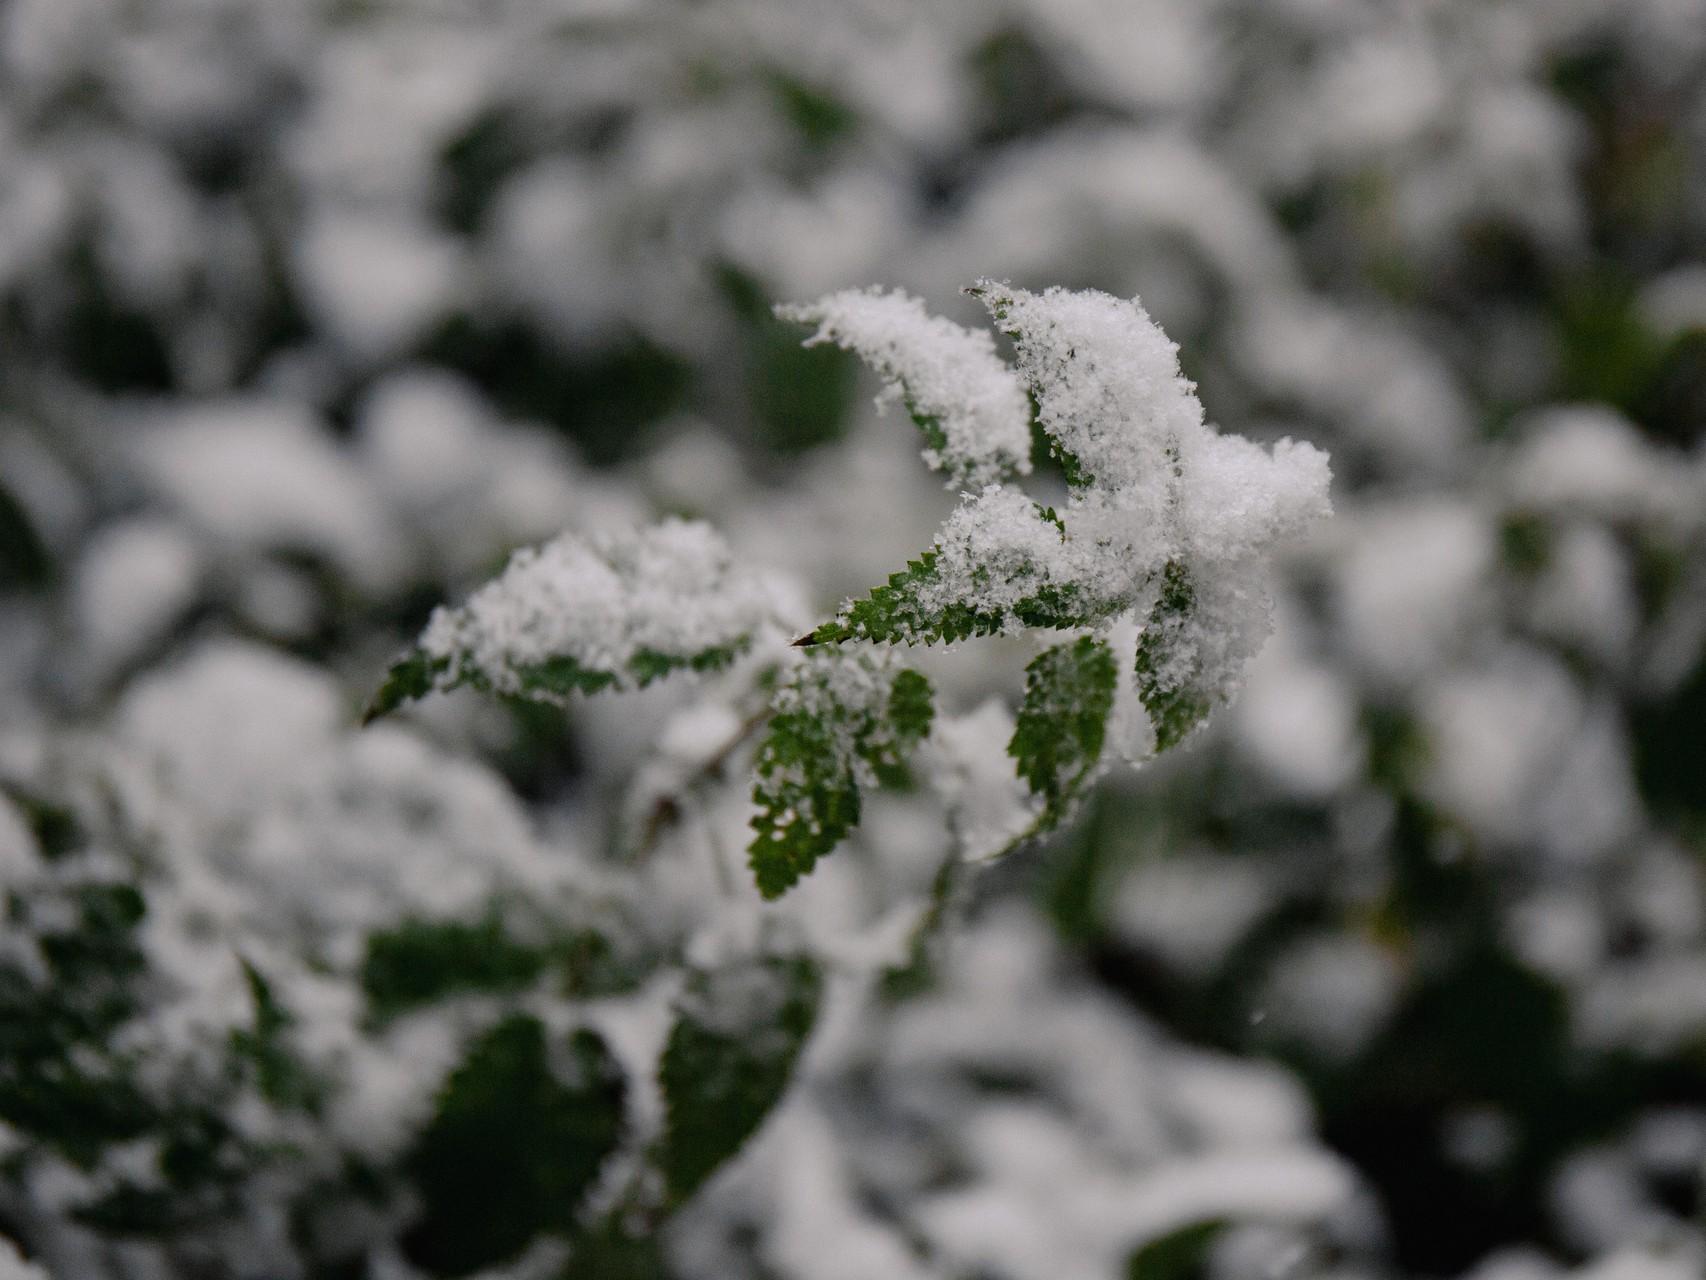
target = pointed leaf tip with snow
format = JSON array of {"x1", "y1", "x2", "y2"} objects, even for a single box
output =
[{"x1": 778, "y1": 286, "x2": 1033, "y2": 490}]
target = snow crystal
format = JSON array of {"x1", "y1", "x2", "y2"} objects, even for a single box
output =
[
  {"x1": 778, "y1": 287, "x2": 1033, "y2": 490},
  {"x1": 919, "y1": 484, "x2": 1101, "y2": 623},
  {"x1": 803, "y1": 281, "x2": 1333, "y2": 762}
]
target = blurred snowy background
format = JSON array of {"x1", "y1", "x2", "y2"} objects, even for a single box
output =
[{"x1": 2, "y1": 0, "x2": 1705, "y2": 1278}]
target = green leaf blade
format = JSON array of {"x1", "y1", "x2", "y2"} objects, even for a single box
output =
[
  {"x1": 656, "y1": 954, "x2": 822, "y2": 1204},
  {"x1": 1009, "y1": 634, "x2": 1118, "y2": 831},
  {"x1": 403, "y1": 1015, "x2": 625, "y2": 1276},
  {"x1": 748, "y1": 654, "x2": 934, "y2": 898},
  {"x1": 1134, "y1": 560, "x2": 1215, "y2": 752}
]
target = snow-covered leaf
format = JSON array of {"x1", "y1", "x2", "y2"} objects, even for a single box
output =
[
  {"x1": 778, "y1": 287, "x2": 1033, "y2": 490},
  {"x1": 364, "y1": 519, "x2": 785, "y2": 720},
  {"x1": 1010, "y1": 635, "x2": 1119, "y2": 830},
  {"x1": 749, "y1": 651, "x2": 934, "y2": 898}
]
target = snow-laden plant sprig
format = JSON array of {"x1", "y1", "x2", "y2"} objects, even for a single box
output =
[{"x1": 368, "y1": 281, "x2": 1331, "y2": 896}]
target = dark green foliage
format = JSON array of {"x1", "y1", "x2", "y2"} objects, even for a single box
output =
[
  {"x1": 58, "y1": 239, "x2": 176, "y2": 392},
  {"x1": 402, "y1": 1016, "x2": 626, "y2": 1276},
  {"x1": 512, "y1": 654, "x2": 624, "y2": 698},
  {"x1": 804, "y1": 547, "x2": 1111, "y2": 647},
  {"x1": 563, "y1": 1223, "x2": 677, "y2": 1280},
  {"x1": 72, "y1": 1106, "x2": 253, "y2": 1238},
  {"x1": 1498, "y1": 511, "x2": 1552, "y2": 575},
  {"x1": 718, "y1": 264, "x2": 858, "y2": 455},
  {"x1": 554, "y1": 925, "x2": 649, "y2": 999},
  {"x1": 748, "y1": 764, "x2": 860, "y2": 898},
  {"x1": 0, "y1": 869, "x2": 154, "y2": 1166},
  {"x1": 908, "y1": 406, "x2": 952, "y2": 459},
  {"x1": 364, "y1": 640, "x2": 748, "y2": 722},
  {"x1": 880, "y1": 852, "x2": 963, "y2": 1002},
  {"x1": 628, "y1": 643, "x2": 749, "y2": 686},
  {"x1": 767, "y1": 74, "x2": 859, "y2": 151},
  {"x1": 436, "y1": 105, "x2": 537, "y2": 235},
  {"x1": 1127, "y1": 1220, "x2": 1224, "y2": 1280},
  {"x1": 656, "y1": 955, "x2": 822, "y2": 1204},
  {"x1": 232, "y1": 958, "x2": 322, "y2": 1111},
  {"x1": 0, "y1": 481, "x2": 52, "y2": 589},
  {"x1": 363, "y1": 651, "x2": 451, "y2": 724},
  {"x1": 803, "y1": 551, "x2": 995, "y2": 646},
  {"x1": 878, "y1": 668, "x2": 935, "y2": 781},
  {"x1": 421, "y1": 317, "x2": 691, "y2": 466},
  {"x1": 360, "y1": 917, "x2": 547, "y2": 1021},
  {"x1": 748, "y1": 660, "x2": 934, "y2": 898},
  {"x1": 1634, "y1": 651, "x2": 1706, "y2": 820},
  {"x1": 1010, "y1": 635, "x2": 1118, "y2": 830},
  {"x1": 1, "y1": 784, "x2": 82, "y2": 860},
  {"x1": 1134, "y1": 561, "x2": 1212, "y2": 752}
]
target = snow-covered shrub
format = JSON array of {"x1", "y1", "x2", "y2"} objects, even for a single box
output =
[{"x1": 3, "y1": 0, "x2": 1706, "y2": 1277}]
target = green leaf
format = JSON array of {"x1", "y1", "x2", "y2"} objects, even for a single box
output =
[
  {"x1": 1127, "y1": 1219, "x2": 1225, "y2": 1280},
  {"x1": 363, "y1": 641, "x2": 749, "y2": 723},
  {"x1": 656, "y1": 954, "x2": 822, "y2": 1204},
  {"x1": 879, "y1": 852, "x2": 964, "y2": 1002},
  {"x1": 804, "y1": 551, "x2": 980, "y2": 646},
  {"x1": 803, "y1": 542, "x2": 1114, "y2": 648},
  {"x1": 363, "y1": 650, "x2": 451, "y2": 724},
  {"x1": 403, "y1": 1015, "x2": 625, "y2": 1276},
  {"x1": 0, "y1": 480, "x2": 52, "y2": 589},
  {"x1": 360, "y1": 916, "x2": 547, "y2": 1022},
  {"x1": 748, "y1": 655, "x2": 934, "y2": 898},
  {"x1": 1134, "y1": 561, "x2": 1214, "y2": 752},
  {"x1": 1009, "y1": 635, "x2": 1118, "y2": 830},
  {"x1": 230, "y1": 957, "x2": 322, "y2": 1110}
]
